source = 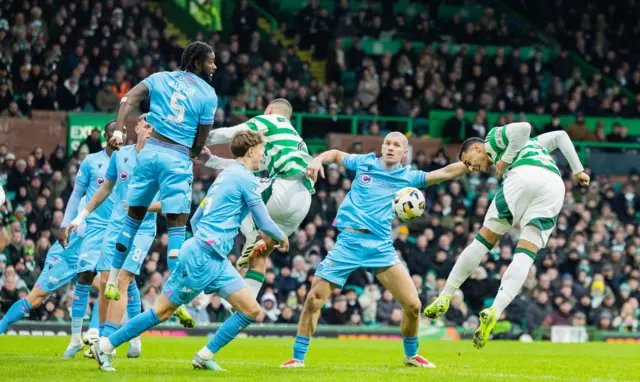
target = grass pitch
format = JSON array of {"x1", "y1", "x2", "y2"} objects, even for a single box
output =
[{"x1": 0, "y1": 336, "x2": 639, "y2": 381}]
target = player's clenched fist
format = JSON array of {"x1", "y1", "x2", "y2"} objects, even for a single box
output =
[{"x1": 575, "y1": 172, "x2": 590, "y2": 186}]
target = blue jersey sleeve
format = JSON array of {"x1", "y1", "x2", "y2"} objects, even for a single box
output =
[
  {"x1": 105, "y1": 151, "x2": 118, "y2": 182},
  {"x1": 75, "y1": 158, "x2": 91, "y2": 187},
  {"x1": 141, "y1": 72, "x2": 162, "y2": 95},
  {"x1": 342, "y1": 153, "x2": 366, "y2": 171},
  {"x1": 239, "y1": 174, "x2": 262, "y2": 207},
  {"x1": 408, "y1": 170, "x2": 428, "y2": 188},
  {"x1": 199, "y1": 90, "x2": 217, "y2": 125}
]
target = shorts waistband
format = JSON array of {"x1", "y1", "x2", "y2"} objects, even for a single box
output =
[
  {"x1": 343, "y1": 227, "x2": 373, "y2": 235},
  {"x1": 146, "y1": 137, "x2": 190, "y2": 156},
  {"x1": 194, "y1": 236, "x2": 220, "y2": 257}
]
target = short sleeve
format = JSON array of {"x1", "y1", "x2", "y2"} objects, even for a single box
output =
[
  {"x1": 239, "y1": 174, "x2": 262, "y2": 207},
  {"x1": 408, "y1": 170, "x2": 428, "y2": 188},
  {"x1": 105, "y1": 152, "x2": 118, "y2": 181},
  {"x1": 342, "y1": 153, "x2": 366, "y2": 171},
  {"x1": 199, "y1": 90, "x2": 217, "y2": 125},
  {"x1": 141, "y1": 72, "x2": 161, "y2": 95},
  {"x1": 76, "y1": 158, "x2": 91, "y2": 187}
]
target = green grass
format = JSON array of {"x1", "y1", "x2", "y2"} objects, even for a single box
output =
[{"x1": 0, "y1": 336, "x2": 639, "y2": 381}]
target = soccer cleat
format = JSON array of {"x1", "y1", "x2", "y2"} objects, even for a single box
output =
[
  {"x1": 84, "y1": 348, "x2": 95, "y2": 359},
  {"x1": 280, "y1": 359, "x2": 305, "y2": 368},
  {"x1": 174, "y1": 305, "x2": 195, "y2": 328},
  {"x1": 404, "y1": 355, "x2": 436, "y2": 368},
  {"x1": 192, "y1": 353, "x2": 225, "y2": 371},
  {"x1": 104, "y1": 282, "x2": 120, "y2": 301},
  {"x1": 423, "y1": 295, "x2": 451, "y2": 319},
  {"x1": 237, "y1": 239, "x2": 267, "y2": 267},
  {"x1": 128, "y1": 337, "x2": 142, "y2": 358},
  {"x1": 91, "y1": 342, "x2": 116, "y2": 371},
  {"x1": 473, "y1": 307, "x2": 497, "y2": 349},
  {"x1": 61, "y1": 344, "x2": 84, "y2": 359}
]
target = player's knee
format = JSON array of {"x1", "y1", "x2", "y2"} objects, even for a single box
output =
[
  {"x1": 128, "y1": 206, "x2": 147, "y2": 221},
  {"x1": 117, "y1": 271, "x2": 134, "y2": 286},
  {"x1": 403, "y1": 299, "x2": 422, "y2": 318},
  {"x1": 305, "y1": 289, "x2": 326, "y2": 312},
  {"x1": 479, "y1": 226, "x2": 501, "y2": 246}
]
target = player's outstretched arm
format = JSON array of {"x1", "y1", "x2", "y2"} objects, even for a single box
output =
[
  {"x1": 59, "y1": 181, "x2": 88, "y2": 247},
  {"x1": 206, "y1": 123, "x2": 256, "y2": 146},
  {"x1": 198, "y1": 146, "x2": 236, "y2": 170},
  {"x1": 425, "y1": 162, "x2": 470, "y2": 186},
  {"x1": 113, "y1": 83, "x2": 149, "y2": 148},
  {"x1": 305, "y1": 149, "x2": 347, "y2": 182},
  {"x1": 497, "y1": 122, "x2": 532, "y2": 176},
  {"x1": 67, "y1": 179, "x2": 116, "y2": 233},
  {"x1": 536, "y1": 131, "x2": 589, "y2": 186}
]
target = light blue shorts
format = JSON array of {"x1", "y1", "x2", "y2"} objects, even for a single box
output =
[
  {"x1": 35, "y1": 234, "x2": 83, "y2": 292},
  {"x1": 98, "y1": 226, "x2": 155, "y2": 275},
  {"x1": 76, "y1": 225, "x2": 106, "y2": 274},
  {"x1": 126, "y1": 138, "x2": 193, "y2": 215},
  {"x1": 315, "y1": 230, "x2": 400, "y2": 288},
  {"x1": 163, "y1": 237, "x2": 246, "y2": 306}
]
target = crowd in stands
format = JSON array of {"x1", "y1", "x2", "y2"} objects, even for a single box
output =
[{"x1": 0, "y1": 0, "x2": 639, "y2": 335}]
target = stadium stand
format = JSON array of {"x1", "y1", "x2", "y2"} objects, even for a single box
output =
[{"x1": 0, "y1": 0, "x2": 639, "y2": 337}]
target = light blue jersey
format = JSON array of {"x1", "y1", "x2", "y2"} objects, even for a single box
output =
[
  {"x1": 76, "y1": 150, "x2": 116, "y2": 228},
  {"x1": 105, "y1": 145, "x2": 157, "y2": 235},
  {"x1": 142, "y1": 71, "x2": 218, "y2": 148},
  {"x1": 194, "y1": 162, "x2": 263, "y2": 257},
  {"x1": 317, "y1": 153, "x2": 428, "y2": 287},
  {"x1": 334, "y1": 153, "x2": 427, "y2": 239}
]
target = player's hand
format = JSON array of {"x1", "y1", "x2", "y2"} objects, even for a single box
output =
[
  {"x1": 274, "y1": 235, "x2": 289, "y2": 252},
  {"x1": 58, "y1": 228, "x2": 69, "y2": 249},
  {"x1": 108, "y1": 134, "x2": 124, "y2": 150},
  {"x1": 496, "y1": 160, "x2": 509, "y2": 178},
  {"x1": 121, "y1": 200, "x2": 129, "y2": 212},
  {"x1": 198, "y1": 146, "x2": 212, "y2": 164},
  {"x1": 306, "y1": 159, "x2": 325, "y2": 182},
  {"x1": 575, "y1": 172, "x2": 590, "y2": 186}
]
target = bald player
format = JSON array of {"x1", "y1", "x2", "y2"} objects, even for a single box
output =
[
  {"x1": 280, "y1": 132, "x2": 470, "y2": 369},
  {"x1": 200, "y1": 99, "x2": 314, "y2": 302}
]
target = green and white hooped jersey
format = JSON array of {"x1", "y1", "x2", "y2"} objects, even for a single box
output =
[
  {"x1": 245, "y1": 114, "x2": 315, "y2": 194},
  {"x1": 485, "y1": 125, "x2": 560, "y2": 176}
]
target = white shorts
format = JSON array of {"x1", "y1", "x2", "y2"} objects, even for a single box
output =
[
  {"x1": 484, "y1": 165, "x2": 565, "y2": 247},
  {"x1": 242, "y1": 175, "x2": 312, "y2": 238}
]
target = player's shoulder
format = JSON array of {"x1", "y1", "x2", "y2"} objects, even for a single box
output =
[{"x1": 359, "y1": 152, "x2": 379, "y2": 164}]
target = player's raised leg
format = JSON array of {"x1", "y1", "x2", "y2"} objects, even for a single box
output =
[
  {"x1": 376, "y1": 264, "x2": 436, "y2": 368},
  {"x1": 0, "y1": 286, "x2": 46, "y2": 334},
  {"x1": 281, "y1": 276, "x2": 333, "y2": 368},
  {"x1": 424, "y1": 227, "x2": 501, "y2": 319}
]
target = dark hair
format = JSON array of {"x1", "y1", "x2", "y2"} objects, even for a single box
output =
[
  {"x1": 230, "y1": 130, "x2": 265, "y2": 158},
  {"x1": 180, "y1": 42, "x2": 214, "y2": 72},
  {"x1": 458, "y1": 137, "x2": 484, "y2": 160}
]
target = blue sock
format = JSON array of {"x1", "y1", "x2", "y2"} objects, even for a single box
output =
[
  {"x1": 115, "y1": 216, "x2": 143, "y2": 258},
  {"x1": 109, "y1": 309, "x2": 161, "y2": 348},
  {"x1": 127, "y1": 281, "x2": 141, "y2": 319},
  {"x1": 0, "y1": 298, "x2": 31, "y2": 334},
  {"x1": 102, "y1": 321, "x2": 120, "y2": 338},
  {"x1": 112, "y1": 249, "x2": 126, "y2": 269},
  {"x1": 205, "y1": 312, "x2": 255, "y2": 354},
  {"x1": 71, "y1": 283, "x2": 91, "y2": 334},
  {"x1": 167, "y1": 226, "x2": 186, "y2": 272},
  {"x1": 293, "y1": 334, "x2": 310, "y2": 361},
  {"x1": 403, "y1": 336, "x2": 419, "y2": 357},
  {"x1": 90, "y1": 300, "x2": 100, "y2": 331}
]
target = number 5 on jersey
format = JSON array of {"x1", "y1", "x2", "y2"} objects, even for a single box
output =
[{"x1": 168, "y1": 92, "x2": 187, "y2": 123}]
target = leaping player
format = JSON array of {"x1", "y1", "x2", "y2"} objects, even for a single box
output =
[
  {"x1": 424, "y1": 123, "x2": 589, "y2": 349},
  {"x1": 106, "y1": 41, "x2": 219, "y2": 327}
]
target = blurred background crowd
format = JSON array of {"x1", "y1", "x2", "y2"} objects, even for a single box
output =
[{"x1": 0, "y1": 0, "x2": 639, "y2": 335}]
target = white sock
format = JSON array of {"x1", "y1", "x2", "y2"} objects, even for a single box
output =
[
  {"x1": 107, "y1": 268, "x2": 120, "y2": 285},
  {"x1": 99, "y1": 336, "x2": 115, "y2": 353},
  {"x1": 70, "y1": 333, "x2": 83, "y2": 346},
  {"x1": 198, "y1": 346, "x2": 214, "y2": 360},
  {"x1": 492, "y1": 252, "x2": 535, "y2": 318},
  {"x1": 246, "y1": 278, "x2": 263, "y2": 301},
  {"x1": 86, "y1": 328, "x2": 99, "y2": 338},
  {"x1": 442, "y1": 239, "x2": 491, "y2": 296}
]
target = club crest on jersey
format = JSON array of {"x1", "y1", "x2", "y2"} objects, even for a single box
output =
[
  {"x1": 361, "y1": 174, "x2": 372, "y2": 184},
  {"x1": 96, "y1": 177, "x2": 105, "y2": 186},
  {"x1": 119, "y1": 171, "x2": 128, "y2": 181}
]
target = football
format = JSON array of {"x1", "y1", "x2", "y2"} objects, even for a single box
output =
[{"x1": 392, "y1": 187, "x2": 425, "y2": 221}]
